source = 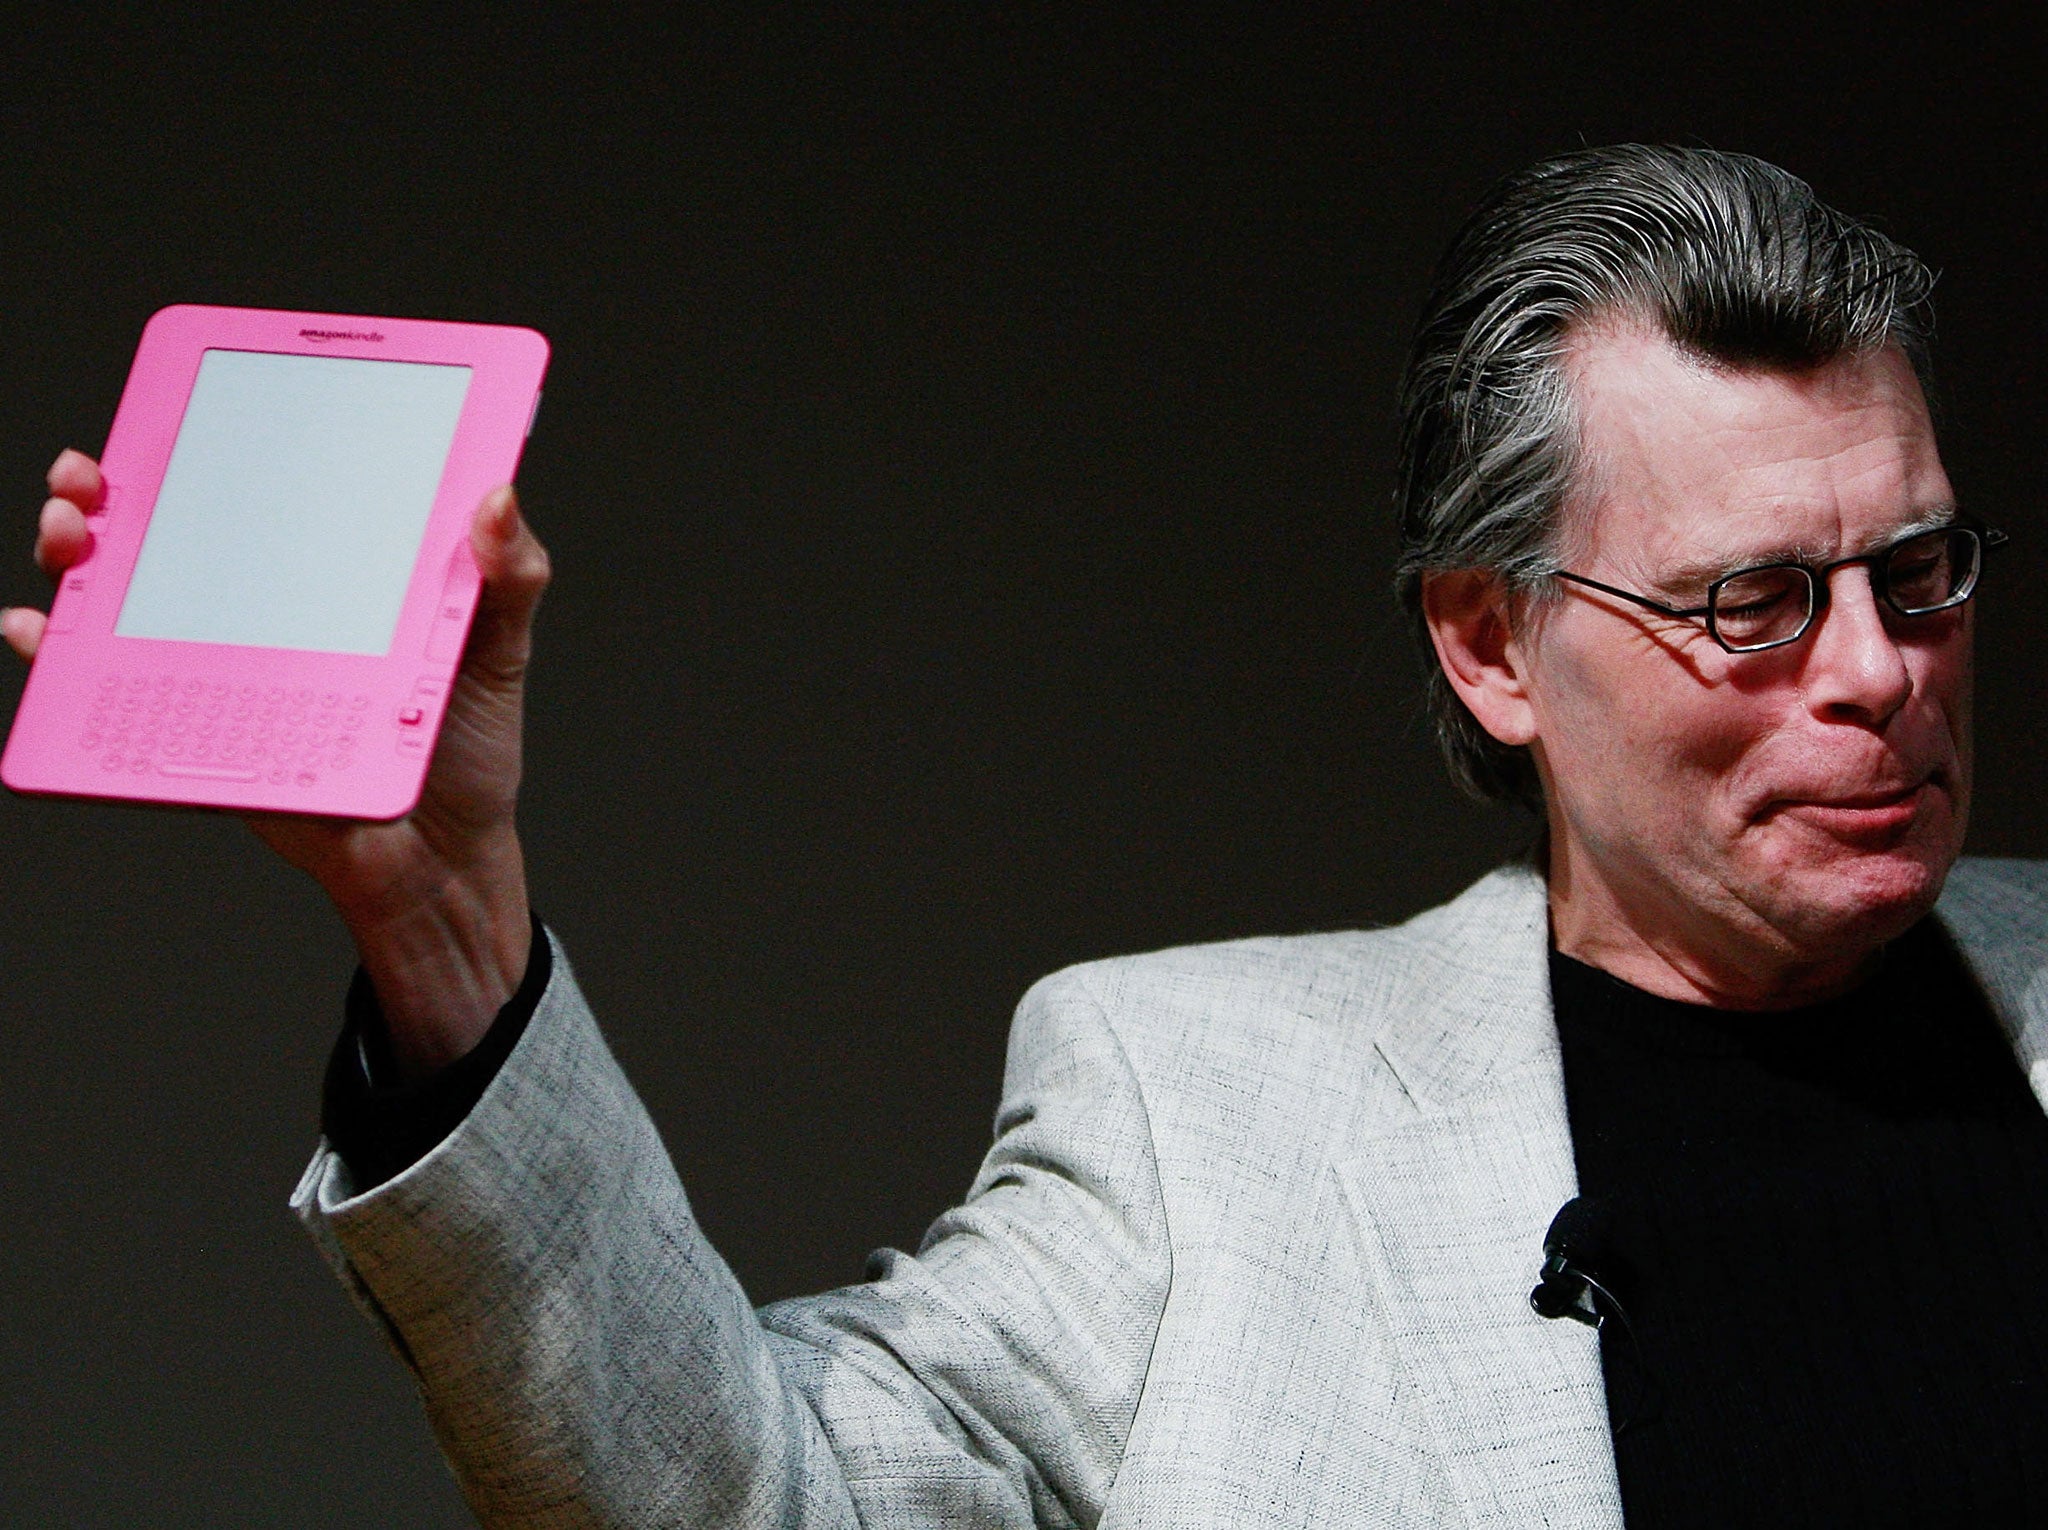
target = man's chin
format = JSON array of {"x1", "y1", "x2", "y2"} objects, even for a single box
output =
[{"x1": 1759, "y1": 837, "x2": 1957, "y2": 953}]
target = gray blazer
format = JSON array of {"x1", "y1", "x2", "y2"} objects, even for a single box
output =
[{"x1": 293, "y1": 857, "x2": 2048, "y2": 1528}]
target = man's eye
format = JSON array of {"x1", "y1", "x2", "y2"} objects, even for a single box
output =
[
  {"x1": 1714, "y1": 577, "x2": 1798, "y2": 612},
  {"x1": 1718, "y1": 590, "x2": 1789, "y2": 616},
  {"x1": 1710, "y1": 569, "x2": 1808, "y2": 642}
]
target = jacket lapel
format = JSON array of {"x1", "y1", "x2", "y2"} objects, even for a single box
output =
[
  {"x1": 1936, "y1": 859, "x2": 2048, "y2": 1114},
  {"x1": 1337, "y1": 866, "x2": 1623, "y2": 1529}
]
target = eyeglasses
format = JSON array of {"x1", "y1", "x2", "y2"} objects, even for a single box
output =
[{"x1": 1550, "y1": 522, "x2": 2008, "y2": 655}]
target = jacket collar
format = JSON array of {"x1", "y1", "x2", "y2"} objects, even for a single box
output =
[
  {"x1": 1373, "y1": 857, "x2": 2048, "y2": 1112},
  {"x1": 1935, "y1": 858, "x2": 2048, "y2": 1113},
  {"x1": 1368, "y1": 862, "x2": 1557, "y2": 1114}
]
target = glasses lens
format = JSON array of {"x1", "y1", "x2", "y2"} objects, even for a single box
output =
[
  {"x1": 1885, "y1": 527, "x2": 1979, "y2": 613},
  {"x1": 1710, "y1": 566, "x2": 1812, "y2": 650}
]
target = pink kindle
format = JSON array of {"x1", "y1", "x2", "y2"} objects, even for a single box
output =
[{"x1": 2, "y1": 305, "x2": 549, "y2": 819}]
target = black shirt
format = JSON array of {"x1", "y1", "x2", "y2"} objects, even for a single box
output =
[{"x1": 1553, "y1": 920, "x2": 2048, "y2": 1526}]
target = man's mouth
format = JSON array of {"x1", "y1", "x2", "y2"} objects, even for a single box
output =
[{"x1": 1767, "y1": 776, "x2": 1938, "y2": 838}]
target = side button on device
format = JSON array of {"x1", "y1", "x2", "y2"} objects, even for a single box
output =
[
  {"x1": 424, "y1": 554, "x2": 475, "y2": 663},
  {"x1": 46, "y1": 482, "x2": 106, "y2": 635},
  {"x1": 46, "y1": 572, "x2": 90, "y2": 634},
  {"x1": 396, "y1": 678, "x2": 452, "y2": 756}
]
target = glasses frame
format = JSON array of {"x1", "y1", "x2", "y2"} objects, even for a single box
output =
[{"x1": 1550, "y1": 521, "x2": 2009, "y2": 655}]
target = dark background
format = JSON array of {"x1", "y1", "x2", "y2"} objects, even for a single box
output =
[{"x1": 0, "y1": 7, "x2": 2040, "y2": 1524}]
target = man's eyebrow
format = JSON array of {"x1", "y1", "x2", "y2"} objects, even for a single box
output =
[{"x1": 1650, "y1": 502, "x2": 1961, "y2": 596}]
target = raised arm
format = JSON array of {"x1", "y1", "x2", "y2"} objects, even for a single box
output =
[
  {"x1": 8, "y1": 448, "x2": 547, "y2": 1077},
  {"x1": 10, "y1": 449, "x2": 1170, "y2": 1526}
]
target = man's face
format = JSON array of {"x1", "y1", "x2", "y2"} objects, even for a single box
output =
[{"x1": 1515, "y1": 322, "x2": 1971, "y2": 1003}]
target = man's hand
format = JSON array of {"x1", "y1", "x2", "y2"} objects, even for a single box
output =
[{"x1": 5, "y1": 448, "x2": 551, "y2": 1080}]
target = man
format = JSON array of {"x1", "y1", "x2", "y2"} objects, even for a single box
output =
[{"x1": 11, "y1": 144, "x2": 2047, "y2": 1525}]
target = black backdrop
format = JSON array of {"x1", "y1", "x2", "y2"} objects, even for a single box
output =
[{"x1": 1, "y1": 9, "x2": 2041, "y2": 1524}]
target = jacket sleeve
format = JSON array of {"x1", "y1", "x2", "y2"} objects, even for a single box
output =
[{"x1": 291, "y1": 933, "x2": 1172, "y2": 1529}]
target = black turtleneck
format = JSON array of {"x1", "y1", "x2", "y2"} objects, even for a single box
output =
[{"x1": 1552, "y1": 918, "x2": 2048, "y2": 1526}]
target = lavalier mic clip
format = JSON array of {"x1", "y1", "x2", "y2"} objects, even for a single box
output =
[
  {"x1": 1529, "y1": 1196, "x2": 1625, "y2": 1329},
  {"x1": 1529, "y1": 1196, "x2": 1653, "y2": 1431}
]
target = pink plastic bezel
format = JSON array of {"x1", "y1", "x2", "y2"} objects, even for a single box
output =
[{"x1": 1, "y1": 305, "x2": 549, "y2": 820}]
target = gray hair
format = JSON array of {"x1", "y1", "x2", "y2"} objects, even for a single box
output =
[{"x1": 1393, "y1": 144, "x2": 1941, "y2": 807}]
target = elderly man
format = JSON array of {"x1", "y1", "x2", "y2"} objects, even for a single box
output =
[{"x1": 11, "y1": 144, "x2": 2046, "y2": 1526}]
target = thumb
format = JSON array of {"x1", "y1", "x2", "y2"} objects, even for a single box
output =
[
  {"x1": 1, "y1": 605, "x2": 48, "y2": 662},
  {"x1": 461, "y1": 486, "x2": 551, "y2": 691}
]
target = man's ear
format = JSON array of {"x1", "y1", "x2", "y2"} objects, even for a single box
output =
[{"x1": 1421, "y1": 569, "x2": 1539, "y2": 748}]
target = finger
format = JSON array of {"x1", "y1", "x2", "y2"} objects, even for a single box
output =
[
  {"x1": 462, "y1": 487, "x2": 551, "y2": 688},
  {"x1": 36, "y1": 496, "x2": 91, "y2": 579},
  {"x1": 1, "y1": 605, "x2": 47, "y2": 661},
  {"x1": 45, "y1": 449, "x2": 103, "y2": 511}
]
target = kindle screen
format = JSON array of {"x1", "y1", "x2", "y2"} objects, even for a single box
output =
[{"x1": 115, "y1": 349, "x2": 473, "y2": 655}]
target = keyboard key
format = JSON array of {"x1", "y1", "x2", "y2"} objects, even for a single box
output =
[{"x1": 160, "y1": 762, "x2": 261, "y2": 783}]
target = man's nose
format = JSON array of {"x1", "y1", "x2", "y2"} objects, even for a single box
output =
[{"x1": 1801, "y1": 563, "x2": 1913, "y2": 725}]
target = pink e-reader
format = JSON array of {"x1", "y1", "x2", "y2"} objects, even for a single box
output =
[{"x1": 1, "y1": 305, "x2": 549, "y2": 820}]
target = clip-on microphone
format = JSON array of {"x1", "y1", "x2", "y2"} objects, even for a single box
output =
[
  {"x1": 1529, "y1": 1196, "x2": 1625, "y2": 1328},
  {"x1": 1529, "y1": 1196, "x2": 1651, "y2": 1430}
]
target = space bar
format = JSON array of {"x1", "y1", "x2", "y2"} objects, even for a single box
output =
[{"x1": 157, "y1": 763, "x2": 261, "y2": 782}]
